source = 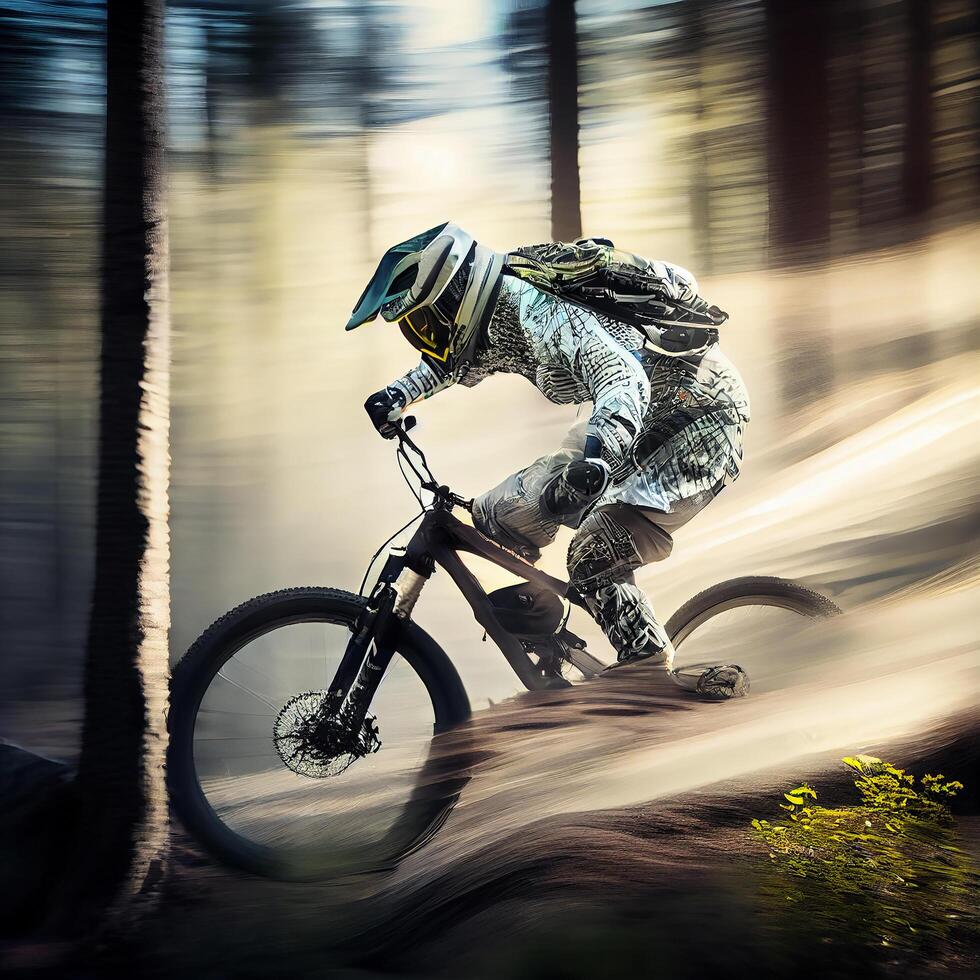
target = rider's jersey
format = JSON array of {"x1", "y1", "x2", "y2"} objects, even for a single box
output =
[{"x1": 387, "y1": 271, "x2": 750, "y2": 499}]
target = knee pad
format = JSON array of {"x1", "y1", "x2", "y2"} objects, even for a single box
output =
[
  {"x1": 567, "y1": 510, "x2": 644, "y2": 591},
  {"x1": 473, "y1": 475, "x2": 557, "y2": 561}
]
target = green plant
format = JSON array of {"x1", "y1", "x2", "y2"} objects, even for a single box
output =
[{"x1": 750, "y1": 756, "x2": 977, "y2": 956}]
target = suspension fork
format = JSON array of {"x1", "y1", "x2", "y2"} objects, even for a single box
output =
[{"x1": 327, "y1": 548, "x2": 431, "y2": 728}]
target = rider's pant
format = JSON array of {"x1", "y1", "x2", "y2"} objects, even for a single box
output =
[{"x1": 472, "y1": 413, "x2": 743, "y2": 659}]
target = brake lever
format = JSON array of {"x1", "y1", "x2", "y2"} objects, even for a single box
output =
[{"x1": 396, "y1": 416, "x2": 424, "y2": 457}]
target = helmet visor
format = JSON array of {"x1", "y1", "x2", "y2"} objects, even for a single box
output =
[
  {"x1": 345, "y1": 222, "x2": 449, "y2": 331},
  {"x1": 398, "y1": 307, "x2": 452, "y2": 363}
]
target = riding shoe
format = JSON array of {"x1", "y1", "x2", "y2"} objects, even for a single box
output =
[{"x1": 604, "y1": 643, "x2": 670, "y2": 671}]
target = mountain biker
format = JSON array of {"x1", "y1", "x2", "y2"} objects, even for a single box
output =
[{"x1": 347, "y1": 222, "x2": 750, "y2": 668}]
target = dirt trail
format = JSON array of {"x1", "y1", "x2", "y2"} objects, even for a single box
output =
[{"x1": 146, "y1": 369, "x2": 980, "y2": 977}]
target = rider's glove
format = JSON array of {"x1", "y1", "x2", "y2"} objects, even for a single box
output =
[
  {"x1": 364, "y1": 387, "x2": 406, "y2": 439},
  {"x1": 543, "y1": 457, "x2": 611, "y2": 524}
]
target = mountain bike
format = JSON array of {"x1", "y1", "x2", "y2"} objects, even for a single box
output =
[{"x1": 167, "y1": 419, "x2": 841, "y2": 879}]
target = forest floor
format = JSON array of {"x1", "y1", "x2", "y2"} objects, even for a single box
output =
[{"x1": 135, "y1": 672, "x2": 979, "y2": 980}]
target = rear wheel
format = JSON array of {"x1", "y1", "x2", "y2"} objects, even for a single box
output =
[
  {"x1": 167, "y1": 587, "x2": 470, "y2": 880},
  {"x1": 665, "y1": 576, "x2": 842, "y2": 696}
]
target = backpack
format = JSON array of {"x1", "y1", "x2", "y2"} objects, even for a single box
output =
[{"x1": 504, "y1": 238, "x2": 728, "y2": 356}]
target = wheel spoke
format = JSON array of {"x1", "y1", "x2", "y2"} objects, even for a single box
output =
[
  {"x1": 199, "y1": 707, "x2": 275, "y2": 718},
  {"x1": 215, "y1": 668, "x2": 279, "y2": 711}
]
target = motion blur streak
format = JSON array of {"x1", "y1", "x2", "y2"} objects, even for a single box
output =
[
  {"x1": 397, "y1": 378, "x2": 980, "y2": 844},
  {"x1": 1, "y1": 0, "x2": 978, "y2": 972},
  {"x1": 153, "y1": 303, "x2": 980, "y2": 971}
]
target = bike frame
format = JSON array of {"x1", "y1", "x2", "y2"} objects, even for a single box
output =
[{"x1": 328, "y1": 433, "x2": 585, "y2": 727}]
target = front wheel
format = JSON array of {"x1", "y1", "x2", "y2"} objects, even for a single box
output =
[
  {"x1": 167, "y1": 587, "x2": 471, "y2": 880},
  {"x1": 665, "y1": 576, "x2": 842, "y2": 697}
]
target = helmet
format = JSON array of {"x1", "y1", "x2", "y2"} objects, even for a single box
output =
[{"x1": 346, "y1": 221, "x2": 503, "y2": 375}]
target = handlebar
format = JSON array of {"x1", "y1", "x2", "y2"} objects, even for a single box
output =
[{"x1": 394, "y1": 417, "x2": 473, "y2": 513}]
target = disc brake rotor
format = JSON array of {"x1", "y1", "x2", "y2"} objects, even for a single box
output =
[{"x1": 273, "y1": 690, "x2": 381, "y2": 778}]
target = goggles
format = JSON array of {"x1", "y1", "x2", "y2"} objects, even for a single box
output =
[{"x1": 398, "y1": 307, "x2": 452, "y2": 363}]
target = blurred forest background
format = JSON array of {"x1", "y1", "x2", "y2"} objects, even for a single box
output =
[{"x1": 1, "y1": 0, "x2": 978, "y2": 759}]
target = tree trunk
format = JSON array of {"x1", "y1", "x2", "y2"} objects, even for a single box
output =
[
  {"x1": 686, "y1": 0, "x2": 712, "y2": 275},
  {"x1": 357, "y1": 6, "x2": 377, "y2": 264},
  {"x1": 902, "y1": 0, "x2": 933, "y2": 223},
  {"x1": 50, "y1": 0, "x2": 171, "y2": 935},
  {"x1": 547, "y1": 0, "x2": 582, "y2": 242},
  {"x1": 203, "y1": 22, "x2": 221, "y2": 181},
  {"x1": 764, "y1": 0, "x2": 835, "y2": 412},
  {"x1": 832, "y1": 0, "x2": 867, "y2": 254},
  {"x1": 764, "y1": 0, "x2": 832, "y2": 264}
]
